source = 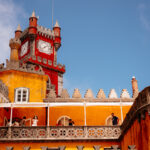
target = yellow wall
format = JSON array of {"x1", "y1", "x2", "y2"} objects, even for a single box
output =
[
  {"x1": 0, "y1": 70, "x2": 48, "y2": 102},
  {"x1": 49, "y1": 105, "x2": 131, "y2": 126}
]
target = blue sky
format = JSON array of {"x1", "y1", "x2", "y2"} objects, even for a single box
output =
[{"x1": 0, "y1": 0, "x2": 150, "y2": 97}]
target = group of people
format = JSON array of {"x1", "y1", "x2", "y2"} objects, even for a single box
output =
[
  {"x1": 5, "y1": 115, "x2": 39, "y2": 127},
  {"x1": 5, "y1": 113, "x2": 119, "y2": 127}
]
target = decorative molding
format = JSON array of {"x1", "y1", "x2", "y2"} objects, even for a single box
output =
[
  {"x1": 0, "y1": 60, "x2": 45, "y2": 75},
  {"x1": 0, "y1": 126, "x2": 120, "y2": 141},
  {"x1": 76, "y1": 146, "x2": 84, "y2": 150},
  {"x1": 41, "y1": 146, "x2": 48, "y2": 150},
  {"x1": 59, "y1": 146, "x2": 66, "y2": 150},
  {"x1": 47, "y1": 88, "x2": 56, "y2": 99},
  {"x1": 0, "y1": 80, "x2": 9, "y2": 101},
  {"x1": 128, "y1": 145, "x2": 136, "y2": 150},
  {"x1": 111, "y1": 145, "x2": 120, "y2": 150},
  {"x1": 93, "y1": 145, "x2": 101, "y2": 150},
  {"x1": 6, "y1": 147, "x2": 13, "y2": 150},
  {"x1": 23, "y1": 146, "x2": 30, "y2": 150}
]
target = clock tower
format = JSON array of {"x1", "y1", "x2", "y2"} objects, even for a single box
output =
[{"x1": 18, "y1": 11, "x2": 65, "y2": 96}]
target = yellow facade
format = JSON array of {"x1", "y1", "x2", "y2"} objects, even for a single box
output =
[{"x1": 0, "y1": 70, "x2": 48, "y2": 102}]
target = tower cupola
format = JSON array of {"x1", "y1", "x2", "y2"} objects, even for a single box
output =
[
  {"x1": 15, "y1": 24, "x2": 22, "y2": 39},
  {"x1": 29, "y1": 10, "x2": 38, "y2": 38},
  {"x1": 53, "y1": 21, "x2": 61, "y2": 51}
]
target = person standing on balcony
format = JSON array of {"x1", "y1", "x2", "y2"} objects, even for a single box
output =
[
  {"x1": 111, "y1": 113, "x2": 119, "y2": 125},
  {"x1": 32, "y1": 115, "x2": 38, "y2": 126},
  {"x1": 69, "y1": 119, "x2": 74, "y2": 126}
]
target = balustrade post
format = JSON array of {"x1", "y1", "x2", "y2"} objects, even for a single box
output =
[
  {"x1": 46, "y1": 126, "x2": 50, "y2": 138},
  {"x1": 6, "y1": 147, "x2": 13, "y2": 150},
  {"x1": 93, "y1": 145, "x2": 101, "y2": 150},
  {"x1": 77, "y1": 145, "x2": 84, "y2": 150},
  {"x1": 8, "y1": 127, "x2": 11, "y2": 139},
  {"x1": 84, "y1": 126, "x2": 88, "y2": 138},
  {"x1": 111, "y1": 145, "x2": 120, "y2": 150},
  {"x1": 41, "y1": 146, "x2": 48, "y2": 150},
  {"x1": 128, "y1": 145, "x2": 136, "y2": 150},
  {"x1": 23, "y1": 146, "x2": 30, "y2": 150},
  {"x1": 59, "y1": 146, "x2": 66, "y2": 150}
]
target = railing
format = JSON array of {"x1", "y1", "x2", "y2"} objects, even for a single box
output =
[{"x1": 0, "y1": 126, "x2": 121, "y2": 141}]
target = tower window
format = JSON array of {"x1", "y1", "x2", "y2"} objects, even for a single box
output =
[{"x1": 15, "y1": 88, "x2": 29, "y2": 103}]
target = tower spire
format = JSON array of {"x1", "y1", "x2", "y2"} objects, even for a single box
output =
[{"x1": 31, "y1": 10, "x2": 36, "y2": 17}]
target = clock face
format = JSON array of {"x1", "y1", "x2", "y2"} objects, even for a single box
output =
[
  {"x1": 38, "y1": 40, "x2": 52, "y2": 55},
  {"x1": 21, "y1": 41, "x2": 28, "y2": 57}
]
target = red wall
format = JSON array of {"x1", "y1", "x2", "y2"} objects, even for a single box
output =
[{"x1": 121, "y1": 112, "x2": 150, "y2": 150}]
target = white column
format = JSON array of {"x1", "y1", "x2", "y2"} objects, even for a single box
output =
[
  {"x1": 84, "y1": 102, "x2": 87, "y2": 126},
  {"x1": 10, "y1": 104, "x2": 13, "y2": 126},
  {"x1": 47, "y1": 104, "x2": 50, "y2": 126},
  {"x1": 120, "y1": 100, "x2": 123, "y2": 123}
]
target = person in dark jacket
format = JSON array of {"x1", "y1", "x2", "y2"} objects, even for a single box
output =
[{"x1": 111, "y1": 113, "x2": 119, "y2": 125}]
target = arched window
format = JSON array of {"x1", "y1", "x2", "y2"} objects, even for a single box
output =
[
  {"x1": 105, "y1": 115, "x2": 113, "y2": 125},
  {"x1": 15, "y1": 88, "x2": 29, "y2": 103},
  {"x1": 57, "y1": 116, "x2": 70, "y2": 126}
]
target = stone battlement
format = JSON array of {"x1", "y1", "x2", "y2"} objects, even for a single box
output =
[{"x1": 45, "y1": 88, "x2": 135, "y2": 101}]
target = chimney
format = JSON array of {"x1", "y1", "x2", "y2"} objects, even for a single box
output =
[{"x1": 131, "y1": 76, "x2": 139, "y2": 98}]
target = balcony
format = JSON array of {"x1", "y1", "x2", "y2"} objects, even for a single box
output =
[{"x1": 0, "y1": 126, "x2": 121, "y2": 141}]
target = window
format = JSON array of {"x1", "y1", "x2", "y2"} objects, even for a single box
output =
[
  {"x1": 47, "y1": 78, "x2": 51, "y2": 90},
  {"x1": 15, "y1": 88, "x2": 29, "y2": 103}
]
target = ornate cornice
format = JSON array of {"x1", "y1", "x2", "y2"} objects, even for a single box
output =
[{"x1": 0, "y1": 60, "x2": 45, "y2": 75}]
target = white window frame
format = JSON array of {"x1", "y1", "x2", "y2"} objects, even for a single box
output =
[{"x1": 15, "y1": 87, "x2": 29, "y2": 103}]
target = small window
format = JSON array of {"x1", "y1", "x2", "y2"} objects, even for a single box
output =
[
  {"x1": 47, "y1": 77, "x2": 51, "y2": 90},
  {"x1": 15, "y1": 88, "x2": 29, "y2": 103}
]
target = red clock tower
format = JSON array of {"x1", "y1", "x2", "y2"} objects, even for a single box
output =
[{"x1": 18, "y1": 11, "x2": 65, "y2": 96}]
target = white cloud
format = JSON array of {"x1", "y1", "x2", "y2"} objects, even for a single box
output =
[
  {"x1": 0, "y1": 0, "x2": 27, "y2": 63},
  {"x1": 138, "y1": 3, "x2": 150, "y2": 31}
]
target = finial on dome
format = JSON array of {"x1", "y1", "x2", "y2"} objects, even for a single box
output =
[
  {"x1": 16, "y1": 24, "x2": 22, "y2": 31},
  {"x1": 31, "y1": 10, "x2": 36, "y2": 17},
  {"x1": 54, "y1": 20, "x2": 60, "y2": 27}
]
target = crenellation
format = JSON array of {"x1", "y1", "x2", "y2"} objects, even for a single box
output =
[
  {"x1": 120, "y1": 89, "x2": 130, "y2": 98},
  {"x1": 96, "y1": 89, "x2": 106, "y2": 99},
  {"x1": 72, "y1": 88, "x2": 82, "y2": 98},
  {"x1": 84, "y1": 89, "x2": 94, "y2": 98},
  {"x1": 60, "y1": 89, "x2": 70, "y2": 98},
  {"x1": 108, "y1": 89, "x2": 118, "y2": 98}
]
